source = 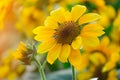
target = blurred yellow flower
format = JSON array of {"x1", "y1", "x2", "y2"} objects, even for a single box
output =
[
  {"x1": 114, "y1": 10, "x2": 120, "y2": 29},
  {"x1": 107, "y1": 69, "x2": 118, "y2": 80},
  {"x1": 77, "y1": 65, "x2": 118, "y2": 80},
  {"x1": 0, "y1": 2, "x2": 5, "y2": 30},
  {"x1": 33, "y1": 5, "x2": 104, "y2": 70},
  {"x1": 98, "y1": 5, "x2": 116, "y2": 27},
  {"x1": 102, "y1": 43, "x2": 120, "y2": 72},
  {"x1": 15, "y1": 42, "x2": 27, "y2": 59},
  {"x1": 103, "y1": 5, "x2": 116, "y2": 20},
  {"x1": 76, "y1": 37, "x2": 109, "y2": 70},
  {"x1": 0, "y1": 50, "x2": 25, "y2": 79},
  {"x1": 16, "y1": 0, "x2": 45, "y2": 37},
  {"x1": 89, "y1": 0, "x2": 105, "y2": 9},
  {"x1": 15, "y1": 41, "x2": 35, "y2": 64},
  {"x1": 0, "y1": 65, "x2": 10, "y2": 78},
  {"x1": 111, "y1": 10, "x2": 120, "y2": 47},
  {"x1": 77, "y1": 71, "x2": 93, "y2": 80},
  {"x1": 8, "y1": 72, "x2": 17, "y2": 80},
  {"x1": 80, "y1": 36, "x2": 120, "y2": 72},
  {"x1": 113, "y1": 10, "x2": 120, "y2": 27},
  {"x1": 0, "y1": 0, "x2": 14, "y2": 30}
]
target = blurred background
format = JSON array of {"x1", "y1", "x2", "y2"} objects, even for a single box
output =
[{"x1": 0, "y1": 0, "x2": 120, "y2": 80}]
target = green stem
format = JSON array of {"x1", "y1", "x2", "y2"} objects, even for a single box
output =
[
  {"x1": 72, "y1": 65, "x2": 76, "y2": 80},
  {"x1": 42, "y1": 60, "x2": 47, "y2": 69},
  {"x1": 34, "y1": 57, "x2": 46, "y2": 80}
]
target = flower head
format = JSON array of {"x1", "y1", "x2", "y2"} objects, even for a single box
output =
[
  {"x1": 79, "y1": 36, "x2": 120, "y2": 72},
  {"x1": 33, "y1": 5, "x2": 104, "y2": 70},
  {"x1": 77, "y1": 65, "x2": 118, "y2": 80},
  {"x1": 15, "y1": 41, "x2": 34, "y2": 64}
]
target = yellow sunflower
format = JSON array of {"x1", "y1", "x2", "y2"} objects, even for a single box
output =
[
  {"x1": 77, "y1": 65, "x2": 118, "y2": 80},
  {"x1": 79, "y1": 36, "x2": 119, "y2": 72},
  {"x1": 14, "y1": 42, "x2": 27, "y2": 60},
  {"x1": 33, "y1": 5, "x2": 104, "y2": 70}
]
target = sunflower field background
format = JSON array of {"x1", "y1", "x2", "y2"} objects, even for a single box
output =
[{"x1": 0, "y1": 0, "x2": 120, "y2": 80}]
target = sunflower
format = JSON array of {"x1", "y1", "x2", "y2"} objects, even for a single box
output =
[
  {"x1": 33, "y1": 5, "x2": 104, "y2": 70},
  {"x1": 77, "y1": 65, "x2": 118, "y2": 80},
  {"x1": 14, "y1": 42, "x2": 34, "y2": 64},
  {"x1": 79, "y1": 36, "x2": 119, "y2": 72},
  {"x1": 15, "y1": 42, "x2": 27, "y2": 60}
]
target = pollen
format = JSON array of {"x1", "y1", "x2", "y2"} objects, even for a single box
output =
[{"x1": 54, "y1": 21, "x2": 80, "y2": 44}]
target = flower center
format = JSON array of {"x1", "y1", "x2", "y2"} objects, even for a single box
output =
[
  {"x1": 93, "y1": 66, "x2": 108, "y2": 80},
  {"x1": 54, "y1": 21, "x2": 80, "y2": 44}
]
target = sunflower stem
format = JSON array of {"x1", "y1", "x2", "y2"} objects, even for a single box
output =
[
  {"x1": 42, "y1": 60, "x2": 47, "y2": 69},
  {"x1": 72, "y1": 65, "x2": 76, "y2": 80},
  {"x1": 34, "y1": 56, "x2": 46, "y2": 80}
]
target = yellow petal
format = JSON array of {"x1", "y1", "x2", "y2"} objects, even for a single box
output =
[
  {"x1": 33, "y1": 26, "x2": 44, "y2": 34},
  {"x1": 33, "y1": 27, "x2": 55, "y2": 41},
  {"x1": 91, "y1": 0, "x2": 105, "y2": 8},
  {"x1": 33, "y1": 26, "x2": 54, "y2": 34},
  {"x1": 14, "y1": 51, "x2": 23, "y2": 59},
  {"x1": 0, "y1": 65, "x2": 9, "y2": 78},
  {"x1": 81, "y1": 23, "x2": 104, "y2": 37},
  {"x1": 50, "y1": 7, "x2": 66, "y2": 23},
  {"x1": 113, "y1": 10, "x2": 120, "y2": 27},
  {"x1": 71, "y1": 5, "x2": 86, "y2": 22},
  {"x1": 71, "y1": 36, "x2": 82, "y2": 49},
  {"x1": 98, "y1": 13, "x2": 110, "y2": 27},
  {"x1": 79, "y1": 13, "x2": 101, "y2": 25},
  {"x1": 58, "y1": 44, "x2": 71, "y2": 62},
  {"x1": 77, "y1": 71, "x2": 92, "y2": 80},
  {"x1": 90, "y1": 52, "x2": 106, "y2": 66},
  {"x1": 44, "y1": 16, "x2": 58, "y2": 29},
  {"x1": 47, "y1": 44, "x2": 62, "y2": 64},
  {"x1": 101, "y1": 36, "x2": 110, "y2": 46},
  {"x1": 37, "y1": 38, "x2": 56, "y2": 54},
  {"x1": 110, "y1": 52, "x2": 119, "y2": 63},
  {"x1": 108, "y1": 70, "x2": 118, "y2": 79},
  {"x1": 34, "y1": 33, "x2": 53, "y2": 41},
  {"x1": 102, "y1": 62, "x2": 115, "y2": 72},
  {"x1": 68, "y1": 48, "x2": 81, "y2": 70},
  {"x1": 104, "y1": 5, "x2": 116, "y2": 19},
  {"x1": 77, "y1": 53, "x2": 89, "y2": 71},
  {"x1": 64, "y1": 11, "x2": 71, "y2": 22},
  {"x1": 18, "y1": 42, "x2": 27, "y2": 51},
  {"x1": 81, "y1": 35, "x2": 100, "y2": 47}
]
